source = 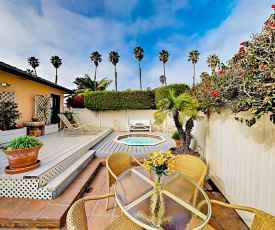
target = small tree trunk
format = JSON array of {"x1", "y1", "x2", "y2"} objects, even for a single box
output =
[
  {"x1": 115, "y1": 65, "x2": 117, "y2": 91},
  {"x1": 139, "y1": 61, "x2": 142, "y2": 90},
  {"x1": 184, "y1": 118, "x2": 194, "y2": 153},
  {"x1": 192, "y1": 63, "x2": 195, "y2": 87},
  {"x1": 172, "y1": 110, "x2": 185, "y2": 154},
  {"x1": 163, "y1": 63, "x2": 167, "y2": 86},
  {"x1": 94, "y1": 66, "x2": 97, "y2": 89},
  {"x1": 55, "y1": 68, "x2": 58, "y2": 84}
]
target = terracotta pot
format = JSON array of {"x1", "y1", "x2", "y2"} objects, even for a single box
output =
[
  {"x1": 174, "y1": 140, "x2": 181, "y2": 147},
  {"x1": 2, "y1": 144, "x2": 43, "y2": 169}
]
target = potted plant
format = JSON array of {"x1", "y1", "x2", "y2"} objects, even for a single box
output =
[
  {"x1": 2, "y1": 135, "x2": 43, "y2": 174},
  {"x1": 171, "y1": 131, "x2": 181, "y2": 146},
  {"x1": 171, "y1": 130, "x2": 194, "y2": 147}
]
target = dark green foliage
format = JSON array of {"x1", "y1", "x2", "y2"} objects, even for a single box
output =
[
  {"x1": 155, "y1": 83, "x2": 190, "y2": 107},
  {"x1": 171, "y1": 130, "x2": 194, "y2": 140},
  {"x1": 84, "y1": 90, "x2": 155, "y2": 110}
]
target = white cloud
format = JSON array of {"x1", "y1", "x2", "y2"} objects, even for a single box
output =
[{"x1": 0, "y1": 0, "x2": 273, "y2": 91}]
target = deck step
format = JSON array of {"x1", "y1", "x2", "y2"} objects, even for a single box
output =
[{"x1": 45, "y1": 150, "x2": 95, "y2": 199}]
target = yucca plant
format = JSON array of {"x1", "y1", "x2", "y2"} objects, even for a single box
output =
[{"x1": 5, "y1": 135, "x2": 42, "y2": 150}]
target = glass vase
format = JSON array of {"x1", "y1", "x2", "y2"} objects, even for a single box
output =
[{"x1": 155, "y1": 173, "x2": 163, "y2": 190}]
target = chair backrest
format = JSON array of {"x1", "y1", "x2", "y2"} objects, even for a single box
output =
[
  {"x1": 174, "y1": 154, "x2": 207, "y2": 188},
  {"x1": 106, "y1": 152, "x2": 133, "y2": 187},
  {"x1": 66, "y1": 197, "x2": 88, "y2": 230},
  {"x1": 71, "y1": 114, "x2": 83, "y2": 125},
  {"x1": 58, "y1": 114, "x2": 74, "y2": 129},
  {"x1": 251, "y1": 209, "x2": 275, "y2": 230},
  {"x1": 209, "y1": 200, "x2": 275, "y2": 230}
]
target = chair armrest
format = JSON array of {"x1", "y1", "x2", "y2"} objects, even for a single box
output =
[
  {"x1": 82, "y1": 193, "x2": 115, "y2": 201},
  {"x1": 209, "y1": 200, "x2": 257, "y2": 213},
  {"x1": 106, "y1": 163, "x2": 119, "y2": 180},
  {"x1": 131, "y1": 156, "x2": 142, "y2": 166}
]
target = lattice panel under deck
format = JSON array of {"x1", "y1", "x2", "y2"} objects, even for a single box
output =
[
  {"x1": 37, "y1": 129, "x2": 112, "y2": 187},
  {"x1": 0, "y1": 90, "x2": 15, "y2": 106},
  {"x1": 0, "y1": 178, "x2": 52, "y2": 199}
]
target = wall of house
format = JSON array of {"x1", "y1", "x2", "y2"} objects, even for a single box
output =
[
  {"x1": 0, "y1": 72, "x2": 65, "y2": 126},
  {"x1": 206, "y1": 109, "x2": 275, "y2": 227}
]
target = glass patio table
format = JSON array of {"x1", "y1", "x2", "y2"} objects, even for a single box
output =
[{"x1": 115, "y1": 166, "x2": 211, "y2": 230}]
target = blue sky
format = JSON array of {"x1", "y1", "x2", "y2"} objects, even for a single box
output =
[{"x1": 0, "y1": 0, "x2": 273, "y2": 91}]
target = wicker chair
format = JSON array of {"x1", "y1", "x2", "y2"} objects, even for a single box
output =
[
  {"x1": 105, "y1": 152, "x2": 142, "y2": 210},
  {"x1": 198, "y1": 200, "x2": 275, "y2": 230},
  {"x1": 173, "y1": 154, "x2": 207, "y2": 188},
  {"x1": 66, "y1": 193, "x2": 144, "y2": 230}
]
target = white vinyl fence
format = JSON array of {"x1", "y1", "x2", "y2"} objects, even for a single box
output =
[{"x1": 206, "y1": 109, "x2": 275, "y2": 226}]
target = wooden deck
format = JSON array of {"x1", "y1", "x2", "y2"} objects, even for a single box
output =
[
  {"x1": 93, "y1": 131, "x2": 176, "y2": 158},
  {"x1": 0, "y1": 128, "x2": 112, "y2": 199},
  {"x1": 0, "y1": 128, "x2": 111, "y2": 179},
  {"x1": 0, "y1": 129, "x2": 175, "y2": 200}
]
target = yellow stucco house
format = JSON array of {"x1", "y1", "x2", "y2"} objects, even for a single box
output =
[{"x1": 0, "y1": 61, "x2": 73, "y2": 132}]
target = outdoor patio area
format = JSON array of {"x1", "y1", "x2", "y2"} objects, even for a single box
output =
[{"x1": 0, "y1": 157, "x2": 249, "y2": 229}]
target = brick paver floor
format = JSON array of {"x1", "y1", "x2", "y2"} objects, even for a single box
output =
[
  {"x1": 75, "y1": 166, "x2": 249, "y2": 230},
  {"x1": 0, "y1": 158, "x2": 249, "y2": 230}
]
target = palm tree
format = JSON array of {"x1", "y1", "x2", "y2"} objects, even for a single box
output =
[
  {"x1": 206, "y1": 54, "x2": 220, "y2": 75},
  {"x1": 159, "y1": 75, "x2": 166, "y2": 86},
  {"x1": 154, "y1": 89, "x2": 199, "y2": 154},
  {"x1": 90, "y1": 51, "x2": 102, "y2": 89},
  {"x1": 109, "y1": 51, "x2": 120, "y2": 91},
  {"x1": 200, "y1": 72, "x2": 209, "y2": 80},
  {"x1": 188, "y1": 50, "x2": 200, "y2": 87},
  {"x1": 50, "y1": 56, "x2": 62, "y2": 84},
  {"x1": 27, "y1": 57, "x2": 39, "y2": 76},
  {"x1": 73, "y1": 74, "x2": 112, "y2": 96},
  {"x1": 220, "y1": 62, "x2": 228, "y2": 71},
  {"x1": 159, "y1": 50, "x2": 169, "y2": 85},
  {"x1": 133, "y1": 46, "x2": 144, "y2": 90},
  {"x1": 26, "y1": 69, "x2": 35, "y2": 75}
]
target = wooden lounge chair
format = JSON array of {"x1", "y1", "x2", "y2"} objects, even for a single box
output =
[
  {"x1": 66, "y1": 193, "x2": 144, "y2": 230},
  {"x1": 105, "y1": 152, "x2": 142, "y2": 210},
  {"x1": 58, "y1": 114, "x2": 83, "y2": 136},
  {"x1": 72, "y1": 113, "x2": 101, "y2": 132}
]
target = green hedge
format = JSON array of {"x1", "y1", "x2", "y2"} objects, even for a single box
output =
[
  {"x1": 84, "y1": 90, "x2": 155, "y2": 110},
  {"x1": 154, "y1": 83, "x2": 190, "y2": 106}
]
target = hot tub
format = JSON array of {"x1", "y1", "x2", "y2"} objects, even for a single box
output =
[{"x1": 115, "y1": 133, "x2": 166, "y2": 146}]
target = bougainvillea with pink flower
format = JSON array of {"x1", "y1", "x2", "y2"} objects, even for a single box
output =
[
  {"x1": 0, "y1": 101, "x2": 22, "y2": 131},
  {"x1": 193, "y1": 5, "x2": 275, "y2": 127},
  {"x1": 66, "y1": 95, "x2": 85, "y2": 108}
]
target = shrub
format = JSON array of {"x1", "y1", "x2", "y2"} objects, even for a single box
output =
[
  {"x1": 193, "y1": 6, "x2": 275, "y2": 127},
  {"x1": 66, "y1": 95, "x2": 84, "y2": 108},
  {"x1": 155, "y1": 83, "x2": 190, "y2": 107},
  {"x1": 0, "y1": 101, "x2": 22, "y2": 131},
  {"x1": 84, "y1": 90, "x2": 155, "y2": 110}
]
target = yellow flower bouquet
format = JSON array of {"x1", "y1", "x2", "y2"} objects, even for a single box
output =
[{"x1": 143, "y1": 150, "x2": 176, "y2": 185}]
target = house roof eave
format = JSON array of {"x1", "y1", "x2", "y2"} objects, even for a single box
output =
[{"x1": 0, "y1": 61, "x2": 74, "y2": 94}]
